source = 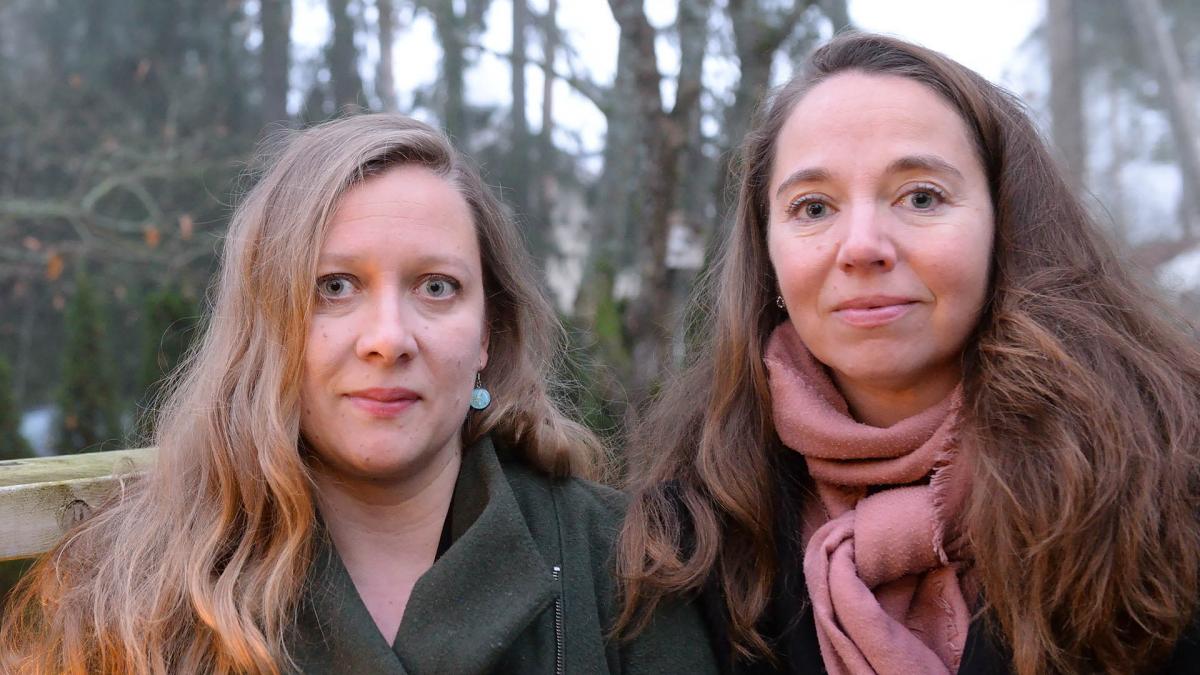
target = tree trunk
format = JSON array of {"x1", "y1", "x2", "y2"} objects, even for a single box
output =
[
  {"x1": 259, "y1": 0, "x2": 291, "y2": 127},
  {"x1": 573, "y1": 22, "x2": 643, "y2": 418},
  {"x1": 714, "y1": 43, "x2": 771, "y2": 226},
  {"x1": 538, "y1": 0, "x2": 558, "y2": 155},
  {"x1": 713, "y1": 1, "x2": 816, "y2": 231},
  {"x1": 327, "y1": 0, "x2": 363, "y2": 112},
  {"x1": 511, "y1": 0, "x2": 529, "y2": 155},
  {"x1": 510, "y1": 0, "x2": 538, "y2": 253},
  {"x1": 822, "y1": 0, "x2": 851, "y2": 33},
  {"x1": 606, "y1": 0, "x2": 711, "y2": 398},
  {"x1": 1125, "y1": 0, "x2": 1200, "y2": 235},
  {"x1": 577, "y1": 29, "x2": 638, "y2": 315},
  {"x1": 534, "y1": 0, "x2": 560, "y2": 261},
  {"x1": 432, "y1": 3, "x2": 467, "y2": 141},
  {"x1": 1103, "y1": 71, "x2": 1129, "y2": 242},
  {"x1": 667, "y1": 0, "x2": 713, "y2": 363},
  {"x1": 606, "y1": 0, "x2": 669, "y2": 397},
  {"x1": 375, "y1": 0, "x2": 398, "y2": 111},
  {"x1": 1049, "y1": 0, "x2": 1087, "y2": 189}
]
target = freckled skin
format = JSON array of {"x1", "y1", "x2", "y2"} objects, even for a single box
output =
[
  {"x1": 767, "y1": 73, "x2": 994, "y2": 425},
  {"x1": 299, "y1": 165, "x2": 489, "y2": 489}
]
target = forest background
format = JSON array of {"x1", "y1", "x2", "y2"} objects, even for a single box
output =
[{"x1": 0, "y1": 0, "x2": 1198, "y2": 503}]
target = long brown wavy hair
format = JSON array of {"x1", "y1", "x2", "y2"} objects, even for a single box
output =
[
  {"x1": 1, "y1": 113, "x2": 601, "y2": 673},
  {"x1": 616, "y1": 32, "x2": 1200, "y2": 675}
]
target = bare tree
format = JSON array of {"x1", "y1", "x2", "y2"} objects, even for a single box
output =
[
  {"x1": 604, "y1": 0, "x2": 713, "y2": 398},
  {"x1": 375, "y1": 0, "x2": 398, "y2": 111},
  {"x1": 714, "y1": 1, "x2": 821, "y2": 224},
  {"x1": 509, "y1": 0, "x2": 536, "y2": 250},
  {"x1": 328, "y1": 0, "x2": 364, "y2": 112},
  {"x1": 259, "y1": 0, "x2": 292, "y2": 129},
  {"x1": 1049, "y1": 0, "x2": 1088, "y2": 189},
  {"x1": 1125, "y1": 0, "x2": 1200, "y2": 235},
  {"x1": 538, "y1": 0, "x2": 558, "y2": 157},
  {"x1": 534, "y1": 0, "x2": 559, "y2": 253},
  {"x1": 425, "y1": 0, "x2": 490, "y2": 141},
  {"x1": 822, "y1": 0, "x2": 851, "y2": 33}
]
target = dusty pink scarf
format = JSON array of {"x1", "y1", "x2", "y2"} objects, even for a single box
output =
[{"x1": 764, "y1": 323, "x2": 971, "y2": 675}]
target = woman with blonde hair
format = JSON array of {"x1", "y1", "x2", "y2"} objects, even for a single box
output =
[
  {"x1": 616, "y1": 33, "x2": 1200, "y2": 675},
  {"x1": 2, "y1": 113, "x2": 716, "y2": 674}
]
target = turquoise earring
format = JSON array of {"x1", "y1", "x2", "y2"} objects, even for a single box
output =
[{"x1": 470, "y1": 373, "x2": 491, "y2": 410}]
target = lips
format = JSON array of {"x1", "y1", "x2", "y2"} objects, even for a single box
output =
[
  {"x1": 345, "y1": 387, "x2": 420, "y2": 417},
  {"x1": 831, "y1": 296, "x2": 918, "y2": 328}
]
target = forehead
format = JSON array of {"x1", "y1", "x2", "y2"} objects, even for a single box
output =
[
  {"x1": 772, "y1": 72, "x2": 980, "y2": 181},
  {"x1": 320, "y1": 165, "x2": 477, "y2": 255}
]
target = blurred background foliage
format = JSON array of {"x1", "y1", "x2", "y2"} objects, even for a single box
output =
[{"x1": 0, "y1": 0, "x2": 1198, "y2": 463}]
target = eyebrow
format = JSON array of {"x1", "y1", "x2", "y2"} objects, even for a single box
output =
[
  {"x1": 315, "y1": 253, "x2": 358, "y2": 268},
  {"x1": 773, "y1": 167, "x2": 833, "y2": 201},
  {"x1": 886, "y1": 154, "x2": 964, "y2": 181},
  {"x1": 773, "y1": 154, "x2": 965, "y2": 201},
  {"x1": 316, "y1": 252, "x2": 474, "y2": 273}
]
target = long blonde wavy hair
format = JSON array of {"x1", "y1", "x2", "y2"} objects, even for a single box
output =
[{"x1": 1, "y1": 113, "x2": 600, "y2": 673}]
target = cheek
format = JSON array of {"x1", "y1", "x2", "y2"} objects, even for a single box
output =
[
  {"x1": 429, "y1": 317, "x2": 487, "y2": 375},
  {"x1": 925, "y1": 233, "x2": 992, "y2": 327},
  {"x1": 300, "y1": 315, "x2": 355, "y2": 397},
  {"x1": 958, "y1": 209, "x2": 995, "y2": 294},
  {"x1": 951, "y1": 226, "x2": 993, "y2": 302},
  {"x1": 302, "y1": 319, "x2": 336, "y2": 375},
  {"x1": 770, "y1": 239, "x2": 825, "y2": 303}
]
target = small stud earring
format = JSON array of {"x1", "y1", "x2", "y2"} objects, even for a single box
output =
[
  {"x1": 776, "y1": 295, "x2": 786, "y2": 310},
  {"x1": 470, "y1": 373, "x2": 492, "y2": 410}
]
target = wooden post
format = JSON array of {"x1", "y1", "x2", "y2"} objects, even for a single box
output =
[{"x1": 0, "y1": 448, "x2": 154, "y2": 561}]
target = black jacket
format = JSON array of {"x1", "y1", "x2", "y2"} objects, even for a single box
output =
[{"x1": 698, "y1": 450, "x2": 1200, "y2": 675}]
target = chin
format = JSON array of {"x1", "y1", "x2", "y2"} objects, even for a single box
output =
[
  {"x1": 827, "y1": 353, "x2": 921, "y2": 388},
  {"x1": 336, "y1": 452, "x2": 418, "y2": 481}
]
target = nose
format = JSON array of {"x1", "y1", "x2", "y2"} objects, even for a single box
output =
[
  {"x1": 834, "y1": 202, "x2": 897, "y2": 273},
  {"x1": 355, "y1": 289, "x2": 418, "y2": 364}
]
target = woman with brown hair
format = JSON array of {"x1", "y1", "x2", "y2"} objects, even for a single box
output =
[
  {"x1": 1, "y1": 114, "x2": 716, "y2": 674},
  {"x1": 615, "y1": 32, "x2": 1200, "y2": 675}
]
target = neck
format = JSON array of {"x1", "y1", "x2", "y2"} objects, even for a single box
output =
[
  {"x1": 312, "y1": 444, "x2": 462, "y2": 642},
  {"x1": 833, "y1": 368, "x2": 960, "y2": 427},
  {"x1": 313, "y1": 446, "x2": 460, "y2": 566}
]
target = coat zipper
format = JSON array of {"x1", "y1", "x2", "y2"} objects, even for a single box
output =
[{"x1": 552, "y1": 564, "x2": 565, "y2": 675}]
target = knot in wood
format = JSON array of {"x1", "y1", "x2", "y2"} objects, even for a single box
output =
[{"x1": 59, "y1": 499, "x2": 93, "y2": 530}]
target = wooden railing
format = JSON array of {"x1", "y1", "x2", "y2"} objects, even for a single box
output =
[{"x1": 0, "y1": 449, "x2": 154, "y2": 561}]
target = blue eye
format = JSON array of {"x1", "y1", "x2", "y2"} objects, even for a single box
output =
[
  {"x1": 787, "y1": 194, "x2": 835, "y2": 221},
  {"x1": 899, "y1": 184, "x2": 947, "y2": 211},
  {"x1": 316, "y1": 274, "x2": 355, "y2": 299},
  {"x1": 421, "y1": 276, "x2": 460, "y2": 299},
  {"x1": 909, "y1": 191, "x2": 936, "y2": 209}
]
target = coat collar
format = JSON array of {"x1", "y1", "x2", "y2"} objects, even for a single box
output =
[{"x1": 290, "y1": 436, "x2": 558, "y2": 674}]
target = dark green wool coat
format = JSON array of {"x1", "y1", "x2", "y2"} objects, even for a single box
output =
[{"x1": 286, "y1": 436, "x2": 718, "y2": 674}]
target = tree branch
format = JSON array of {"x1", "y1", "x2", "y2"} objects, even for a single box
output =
[{"x1": 467, "y1": 42, "x2": 612, "y2": 115}]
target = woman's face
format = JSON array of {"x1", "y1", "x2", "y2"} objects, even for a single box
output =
[
  {"x1": 767, "y1": 72, "x2": 993, "y2": 410},
  {"x1": 300, "y1": 165, "x2": 488, "y2": 487}
]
